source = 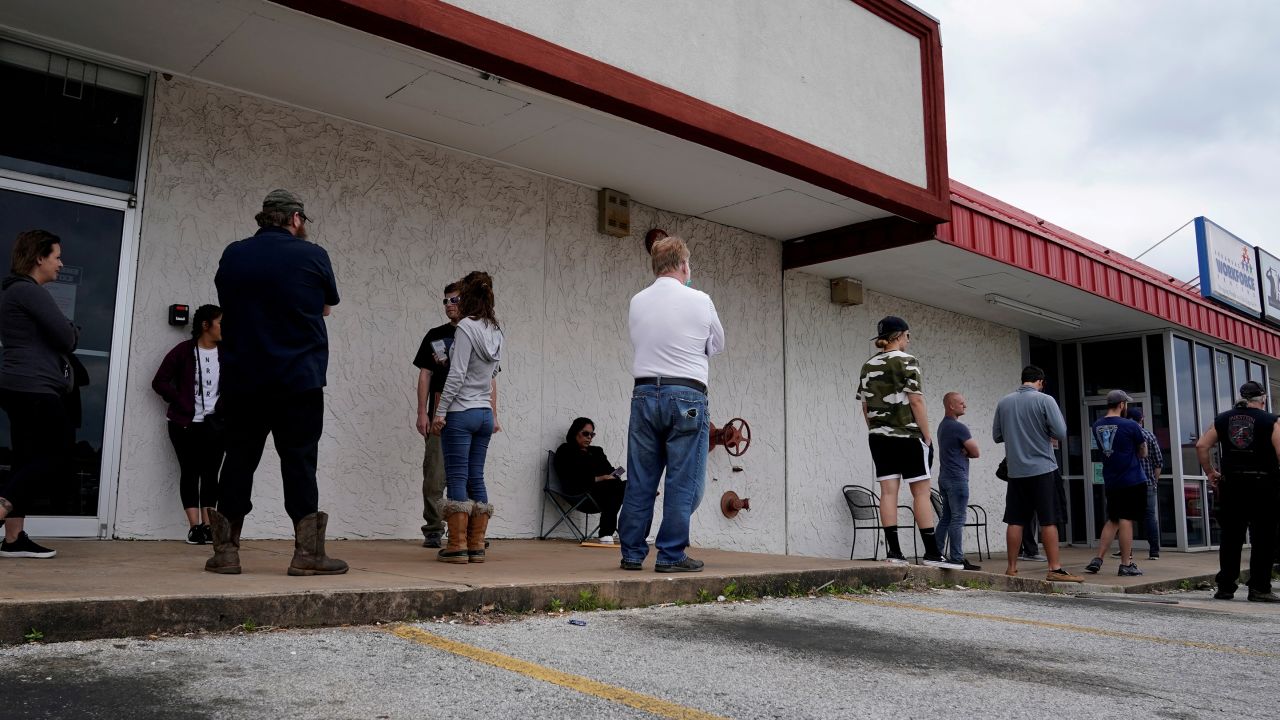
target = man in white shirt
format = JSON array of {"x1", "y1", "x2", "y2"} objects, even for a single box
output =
[{"x1": 620, "y1": 236, "x2": 725, "y2": 573}]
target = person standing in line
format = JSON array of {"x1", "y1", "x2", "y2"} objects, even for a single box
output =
[
  {"x1": 413, "y1": 282, "x2": 458, "y2": 549},
  {"x1": 152, "y1": 304, "x2": 225, "y2": 545},
  {"x1": 993, "y1": 365, "x2": 1083, "y2": 581},
  {"x1": 1084, "y1": 390, "x2": 1149, "y2": 577},
  {"x1": 1196, "y1": 381, "x2": 1280, "y2": 602},
  {"x1": 431, "y1": 271, "x2": 503, "y2": 564},
  {"x1": 936, "y1": 392, "x2": 981, "y2": 570},
  {"x1": 206, "y1": 189, "x2": 346, "y2": 576},
  {"x1": 619, "y1": 236, "x2": 723, "y2": 573},
  {"x1": 1114, "y1": 406, "x2": 1162, "y2": 561},
  {"x1": 0, "y1": 230, "x2": 77, "y2": 560},
  {"x1": 856, "y1": 316, "x2": 958, "y2": 569}
]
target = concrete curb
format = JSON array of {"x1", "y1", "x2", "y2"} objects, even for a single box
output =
[{"x1": 0, "y1": 565, "x2": 1222, "y2": 645}]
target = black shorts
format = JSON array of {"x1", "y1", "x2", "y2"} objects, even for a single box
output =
[
  {"x1": 868, "y1": 434, "x2": 930, "y2": 483},
  {"x1": 1105, "y1": 483, "x2": 1148, "y2": 522},
  {"x1": 1002, "y1": 471, "x2": 1057, "y2": 526}
]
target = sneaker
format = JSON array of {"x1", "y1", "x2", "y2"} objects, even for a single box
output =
[
  {"x1": 620, "y1": 559, "x2": 642, "y2": 571},
  {"x1": 922, "y1": 554, "x2": 964, "y2": 570},
  {"x1": 186, "y1": 526, "x2": 204, "y2": 545},
  {"x1": 1148, "y1": 554, "x2": 1160, "y2": 561},
  {"x1": 200, "y1": 524, "x2": 213, "y2": 543},
  {"x1": 1247, "y1": 590, "x2": 1280, "y2": 603},
  {"x1": 595, "y1": 534, "x2": 616, "y2": 545},
  {"x1": 961, "y1": 560, "x2": 983, "y2": 571},
  {"x1": 1213, "y1": 589, "x2": 1235, "y2": 600},
  {"x1": 1118, "y1": 563, "x2": 1143, "y2": 577},
  {"x1": 1020, "y1": 553, "x2": 1048, "y2": 562},
  {"x1": 655, "y1": 556, "x2": 704, "y2": 573},
  {"x1": 421, "y1": 532, "x2": 443, "y2": 549},
  {"x1": 1046, "y1": 567, "x2": 1084, "y2": 583},
  {"x1": 1085, "y1": 557, "x2": 1103, "y2": 574},
  {"x1": 0, "y1": 532, "x2": 57, "y2": 559}
]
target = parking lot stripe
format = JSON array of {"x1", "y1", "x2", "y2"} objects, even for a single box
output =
[
  {"x1": 390, "y1": 625, "x2": 731, "y2": 720},
  {"x1": 837, "y1": 595, "x2": 1278, "y2": 658}
]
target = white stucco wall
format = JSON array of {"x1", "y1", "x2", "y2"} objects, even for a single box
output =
[
  {"x1": 444, "y1": 0, "x2": 927, "y2": 187},
  {"x1": 783, "y1": 271, "x2": 1023, "y2": 559},
  {"x1": 117, "y1": 75, "x2": 785, "y2": 548}
]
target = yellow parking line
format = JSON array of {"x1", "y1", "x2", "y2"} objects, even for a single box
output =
[
  {"x1": 390, "y1": 625, "x2": 731, "y2": 720},
  {"x1": 837, "y1": 595, "x2": 1278, "y2": 658}
]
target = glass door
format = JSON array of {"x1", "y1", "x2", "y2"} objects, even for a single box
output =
[{"x1": 0, "y1": 176, "x2": 134, "y2": 537}]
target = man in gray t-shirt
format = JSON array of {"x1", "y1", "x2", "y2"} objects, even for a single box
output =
[
  {"x1": 993, "y1": 365, "x2": 1083, "y2": 582},
  {"x1": 936, "y1": 392, "x2": 980, "y2": 569}
]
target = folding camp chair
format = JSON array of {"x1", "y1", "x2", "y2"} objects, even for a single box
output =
[{"x1": 538, "y1": 450, "x2": 602, "y2": 542}]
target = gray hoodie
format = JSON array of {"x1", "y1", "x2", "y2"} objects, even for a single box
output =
[
  {"x1": 0, "y1": 273, "x2": 78, "y2": 395},
  {"x1": 435, "y1": 317, "x2": 502, "y2": 417}
]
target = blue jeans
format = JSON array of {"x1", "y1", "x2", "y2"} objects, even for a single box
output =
[
  {"x1": 619, "y1": 384, "x2": 709, "y2": 566},
  {"x1": 936, "y1": 476, "x2": 969, "y2": 564},
  {"x1": 1145, "y1": 480, "x2": 1160, "y2": 556},
  {"x1": 441, "y1": 408, "x2": 493, "y2": 503}
]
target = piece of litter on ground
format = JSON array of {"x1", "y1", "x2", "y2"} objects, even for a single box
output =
[
  {"x1": 716, "y1": 595, "x2": 726, "y2": 602},
  {"x1": 568, "y1": 619, "x2": 587, "y2": 626},
  {"x1": 954, "y1": 585, "x2": 967, "y2": 590}
]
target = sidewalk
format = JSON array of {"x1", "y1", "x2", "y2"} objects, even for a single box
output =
[{"x1": 0, "y1": 538, "x2": 1241, "y2": 644}]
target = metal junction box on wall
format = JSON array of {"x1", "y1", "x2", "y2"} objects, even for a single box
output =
[{"x1": 598, "y1": 188, "x2": 631, "y2": 237}]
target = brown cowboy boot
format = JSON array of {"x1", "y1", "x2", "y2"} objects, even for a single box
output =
[
  {"x1": 438, "y1": 500, "x2": 472, "y2": 564},
  {"x1": 467, "y1": 502, "x2": 493, "y2": 563},
  {"x1": 204, "y1": 507, "x2": 243, "y2": 575},
  {"x1": 287, "y1": 511, "x2": 349, "y2": 576}
]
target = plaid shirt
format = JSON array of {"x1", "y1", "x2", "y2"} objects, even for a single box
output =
[{"x1": 1138, "y1": 427, "x2": 1163, "y2": 486}]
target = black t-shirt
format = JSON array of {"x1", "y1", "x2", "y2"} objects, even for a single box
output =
[
  {"x1": 554, "y1": 443, "x2": 614, "y2": 495},
  {"x1": 214, "y1": 227, "x2": 339, "y2": 394},
  {"x1": 413, "y1": 323, "x2": 456, "y2": 413},
  {"x1": 1214, "y1": 406, "x2": 1279, "y2": 476}
]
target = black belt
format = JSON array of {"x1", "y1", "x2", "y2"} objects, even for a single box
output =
[{"x1": 634, "y1": 377, "x2": 707, "y2": 395}]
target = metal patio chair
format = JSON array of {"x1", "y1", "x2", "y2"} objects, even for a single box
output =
[
  {"x1": 930, "y1": 488, "x2": 991, "y2": 560},
  {"x1": 842, "y1": 484, "x2": 917, "y2": 562},
  {"x1": 539, "y1": 450, "x2": 601, "y2": 542}
]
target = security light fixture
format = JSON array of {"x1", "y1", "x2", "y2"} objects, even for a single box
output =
[{"x1": 984, "y1": 294, "x2": 1082, "y2": 329}]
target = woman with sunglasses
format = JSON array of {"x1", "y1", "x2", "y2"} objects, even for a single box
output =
[
  {"x1": 431, "y1": 271, "x2": 503, "y2": 563},
  {"x1": 554, "y1": 417, "x2": 626, "y2": 544}
]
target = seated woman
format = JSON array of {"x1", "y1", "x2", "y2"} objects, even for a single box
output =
[{"x1": 554, "y1": 417, "x2": 625, "y2": 544}]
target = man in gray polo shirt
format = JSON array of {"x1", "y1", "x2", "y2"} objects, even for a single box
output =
[{"x1": 993, "y1": 365, "x2": 1083, "y2": 582}]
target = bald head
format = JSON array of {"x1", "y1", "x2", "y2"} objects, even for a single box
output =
[{"x1": 943, "y1": 392, "x2": 966, "y2": 418}]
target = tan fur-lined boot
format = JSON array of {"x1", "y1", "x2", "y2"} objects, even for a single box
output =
[
  {"x1": 287, "y1": 511, "x2": 349, "y2": 576},
  {"x1": 204, "y1": 507, "x2": 243, "y2": 575},
  {"x1": 467, "y1": 502, "x2": 494, "y2": 563},
  {"x1": 438, "y1": 500, "x2": 473, "y2": 564}
]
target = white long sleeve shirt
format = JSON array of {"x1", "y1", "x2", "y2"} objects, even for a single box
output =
[{"x1": 629, "y1": 277, "x2": 725, "y2": 385}]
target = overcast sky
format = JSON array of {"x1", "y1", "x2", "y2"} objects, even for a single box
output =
[{"x1": 922, "y1": 0, "x2": 1280, "y2": 280}]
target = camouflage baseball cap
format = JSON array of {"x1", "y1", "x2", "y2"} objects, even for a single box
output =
[{"x1": 262, "y1": 189, "x2": 308, "y2": 220}]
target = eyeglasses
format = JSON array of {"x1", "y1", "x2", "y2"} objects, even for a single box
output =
[
  {"x1": 295, "y1": 211, "x2": 311, "y2": 223},
  {"x1": 442, "y1": 296, "x2": 461, "y2": 305},
  {"x1": 579, "y1": 431, "x2": 595, "y2": 438}
]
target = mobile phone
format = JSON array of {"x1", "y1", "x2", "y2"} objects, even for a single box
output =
[{"x1": 611, "y1": 466, "x2": 625, "y2": 478}]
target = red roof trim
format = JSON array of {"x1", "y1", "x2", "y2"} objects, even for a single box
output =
[
  {"x1": 943, "y1": 180, "x2": 1280, "y2": 359},
  {"x1": 271, "y1": 0, "x2": 950, "y2": 223}
]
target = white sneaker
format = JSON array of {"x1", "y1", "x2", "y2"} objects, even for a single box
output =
[
  {"x1": 596, "y1": 535, "x2": 616, "y2": 545},
  {"x1": 883, "y1": 554, "x2": 910, "y2": 566},
  {"x1": 922, "y1": 556, "x2": 964, "y2": 570}
]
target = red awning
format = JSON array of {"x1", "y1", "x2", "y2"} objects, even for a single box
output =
[{"x1": 941, "y1": 181, "x2": 1280, "y2": 359}]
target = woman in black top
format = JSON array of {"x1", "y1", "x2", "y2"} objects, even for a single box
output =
[
  {"x1": 553, "y1": 417, "x2": 625, "y2": 543},
  {"x1": 0, "y1": 230, "x2": 78, "y2": 560}
]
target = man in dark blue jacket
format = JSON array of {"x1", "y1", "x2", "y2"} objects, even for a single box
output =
[{"x1": 205, "y1": 189, "x2": 346, "y2": 577}]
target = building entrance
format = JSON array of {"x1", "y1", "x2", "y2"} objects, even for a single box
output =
[{"x1": 0, "y1": 177, "x2": 135, "y2": 537}]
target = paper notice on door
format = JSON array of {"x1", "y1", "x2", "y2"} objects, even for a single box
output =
[{"x1": 47, "y1": 266, "x2": 81, "y2": 322}]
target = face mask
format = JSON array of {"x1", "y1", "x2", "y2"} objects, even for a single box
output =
[{"x1": 684, "y1": 278, "x2": 692, "y2": 287}]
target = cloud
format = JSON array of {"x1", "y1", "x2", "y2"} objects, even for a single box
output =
[{"x1": 926, "y1": 0, "x2": 1280, "y2": 269}]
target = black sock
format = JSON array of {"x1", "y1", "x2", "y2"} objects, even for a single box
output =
[
  {"x1": 884, "y1": 526, "x2": 902, "y2": 556},
  {"x1": 920, "y1": 527, "x2": 940, "y2": 557}
]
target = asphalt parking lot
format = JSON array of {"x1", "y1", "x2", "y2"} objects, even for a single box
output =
[{"x1": 5, "y1": 588, "x2": 1278, "y2": 719}]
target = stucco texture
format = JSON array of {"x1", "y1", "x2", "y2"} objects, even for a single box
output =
[
  {"x1": 783, "y1": 271, "x2": 1023, "y2": 559},
  {"x1": 443, "y1": 0, "x2": 926, "y2": 186},
  {"x1": 118, "y1": 75, "x2": 784, "y2": 548}
]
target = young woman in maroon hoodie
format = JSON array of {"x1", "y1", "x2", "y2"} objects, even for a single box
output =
[{"x1": 152, "y1": 305, "x2": 225, "y2": 544}]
